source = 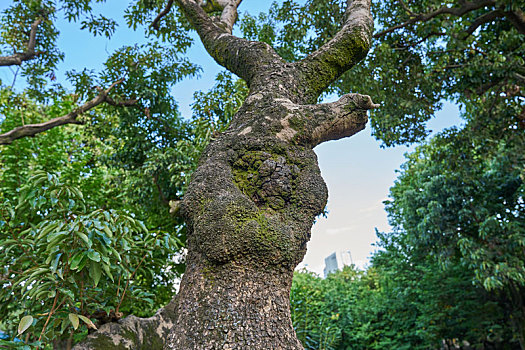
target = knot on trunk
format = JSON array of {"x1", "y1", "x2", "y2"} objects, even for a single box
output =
[{"x1": 232, "y1": 151, "x2": 301, "y2": 210}]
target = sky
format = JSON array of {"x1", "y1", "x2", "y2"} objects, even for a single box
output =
[{"x1": 0, "y1": 1, "x2": 463, "y2": 276}]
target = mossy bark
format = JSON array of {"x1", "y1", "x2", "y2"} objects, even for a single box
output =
[
  {"x1": 74, "y1": 0, "x2": 375, "y2": 348},
  {"x1": 165, "y1": 93, "x2": 329, "y2": 348}
]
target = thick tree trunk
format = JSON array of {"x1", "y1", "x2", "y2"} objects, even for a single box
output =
[
  {"x1": 164, "y1": 91, "x2": 331, "y2": 348},
  {"x1": 73, "y1": 0, "x2": 375, "y2": 348}
]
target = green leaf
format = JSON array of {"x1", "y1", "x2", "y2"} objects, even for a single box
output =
[
  {"x1": 76, "y1": 231, "x2": 92, "y2": 248},
  {"x1": 102, "y1": 263, "x2": 114, "y2": 282},
  {"x1": 89, "y1": 263, "x2": 102, "y2": 287},
  {"x1": 103, "y1": 225, "x2": 113, "y2": 238},
  {"x1": 46, "y1": 230, "x2": 68, "y2": 243},
  {"x1": 50, "y1": 253, "x2": 62, "y2": 272},
  {"x1": 69, "y1": 313, "x2": 80, "y2": 330},
  {"x1": 87, "y1": 250, "x2": 101, "y2": 262},
  {"x1": 70, "y1": 252, "x2": 85, "y2": 270},
  {"x1": 18, "y1": 315, "x2": 33, "y2": 335},
  {"x1": 78, "y1": 315, "x2": 97, "y2": 330}
]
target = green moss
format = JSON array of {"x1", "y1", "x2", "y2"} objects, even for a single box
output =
[
  {"x1": 225, "y1": 203, "x2": 277, "y2": 244},
  {"x1": 288, "y1": 115, "x2": 307, "y2": 131},
  {"x1": 231, "y1": 149, "x2": 303, "y2": 211}
]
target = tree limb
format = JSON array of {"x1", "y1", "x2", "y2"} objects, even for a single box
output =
[
  {"x1": 173, "y1": 0, "x2": 283, "y2": 85},
  {"x1": 0, "y1": 80, "x2": 136, "y2": 145},
  {"x1": 296, "y1": 0, "x2": 374, "y2": 101},
  {"x1": 463, "y1": 9, "x2": 504, "y2": 37},
  {"x1": 275, "y1": 93, "x2": 379, "y2": 147},
  {"x1": 150, "y1": 0, "x2": 175, "y2": 30},
  {"x1": 0, "y1": 18, "x2": 43, "y2": 66},
  {"x1": 505, "y1": 9, "x2": 525, "y2": 35},
  {"x1": 373, "y1": 0, "x2": 496, "y2": 38}
]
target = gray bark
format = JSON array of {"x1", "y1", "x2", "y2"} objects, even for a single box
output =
[{"x1": 73, "y1": 0, "x2": 375, "y2": 348}]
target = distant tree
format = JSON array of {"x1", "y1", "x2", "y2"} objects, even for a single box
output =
[{"x1": 382, "y1": 127, "x2": 525, "y2": 348}]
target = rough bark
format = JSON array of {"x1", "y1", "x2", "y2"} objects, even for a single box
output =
[{"x1": 73, "y1": 0, "x2": 375, "y2": 348}]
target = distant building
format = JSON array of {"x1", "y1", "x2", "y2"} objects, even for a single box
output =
[{"x1": 323, "y1": 250, "x2": 353, "y2": 278}]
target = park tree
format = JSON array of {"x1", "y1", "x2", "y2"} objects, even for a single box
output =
[
  {"x1": 237, "y1": 0, "x2": 524, "y2": 347},
  {"x1": 1, "y1": 0, "x2": 376, "y2": 348},
  {"x1": 1, "y1": 0, "x2": 524, "y2": 349}
]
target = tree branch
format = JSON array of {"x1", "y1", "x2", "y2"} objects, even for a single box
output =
[
  {"x1": 275, "y1": 93, "x2": 379, "y2": 147},
  {"x1": 0, "y1": 80, "x2": 136, "y2": 145},
  {"x1": 505, "y1": 9, "x2": 525, "y2": 35},
  {"x1": 214, "y1": 0, "x2": 242, "y2": 33},
  {"x1": 373, "y1": 0, "x2": 496, "y2": 38},
  {"x1": 173, "y1": 0, "x2": 283, "y2": 85},
  {"x1": 150, "y1": 0, "x2": 175, "y2": 30},
  {"x1": 0, "y1": 18, "x2": 43, "y2": 66},
  {"x1": 296, "y1": 0, "x2": 374, "y2": 101},
  {"x1": 463, "y1": 9, "x2": 504, "y2": 37}
]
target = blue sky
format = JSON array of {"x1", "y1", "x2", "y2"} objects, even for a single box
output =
[{"x1": 0, "y1": 1, "x2": 463, "y2": 275}]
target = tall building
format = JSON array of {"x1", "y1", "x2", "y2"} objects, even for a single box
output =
[{"x1": 323, "y1": 250, "x2": 353, "y2": 278}]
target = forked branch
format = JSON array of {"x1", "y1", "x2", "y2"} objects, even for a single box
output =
[
  {"x1": 0, "y1": 18, "x2": 43, "y2": 66},
  {"x1": 0, "y1": 80, "x2": 136, "y2": 145},
  {"x1": 172, "y1": 0, "x2": 283, "y2": 85}
]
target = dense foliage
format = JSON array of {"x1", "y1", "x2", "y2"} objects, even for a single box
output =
[
  {"x1": 0, "y1": 0, "x2": 248, "y2": 346},
  {"x1": 1, "y1": 0, "x2": 524, "y2": 348}
]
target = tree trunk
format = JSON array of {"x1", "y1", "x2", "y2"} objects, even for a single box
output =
[
  {"x1": 165, "y1": 94, "x2": 331, "y2": 348},
  {"x1": 73, "y1": 0, "x2": 375, "y2": 348}
]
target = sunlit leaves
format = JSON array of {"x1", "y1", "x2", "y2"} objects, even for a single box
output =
[
  {"x1": 68, "y1": 313, "x2": 79, "y2": 330},
  {"x1": 80, "y1": 14, "x2": 117, "y2": 38},
  {"x1": 0, "y1": 171, "x2": 181, "y2": 344}
]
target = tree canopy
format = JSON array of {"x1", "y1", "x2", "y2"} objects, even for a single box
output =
[{"x1": 0, "y1": 0, "x2": 524, "y2": 348}]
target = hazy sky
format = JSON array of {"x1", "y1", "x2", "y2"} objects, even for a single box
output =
[{"x1": 0, "y1": 1, "x2": 463, "y2": 276}]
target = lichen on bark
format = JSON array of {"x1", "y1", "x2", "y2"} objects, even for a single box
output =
[{"x1": 74, "y1": 0, "x2": 376, "y2": 349}]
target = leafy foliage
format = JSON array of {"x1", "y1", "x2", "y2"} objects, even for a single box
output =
[
  {"x1": 239, "y1": 0, "x2": 524, "y2": 146},
  {"x1": 291, "y1": 261, "x2": 517, "y2": 349},
  {"x1": 290, "y1": 270, "x2": 341, "y2": 350},
  {"x1": 0, "y1": 171, "x2": 180, "y2": 345}
]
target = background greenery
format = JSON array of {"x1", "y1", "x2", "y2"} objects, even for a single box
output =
[{"x1": 1, "y1": 0, "x2": 523, "y2": 348}]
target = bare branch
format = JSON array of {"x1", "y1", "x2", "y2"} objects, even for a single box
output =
[
  {"x1": 275, "y1": 93, "x2": 379, "y2": 147},
  {"x1": 296, "y1": 0, "x2": 374, "y2": 101},
  {"x1": 0, "y1": 18, "x2": 43, "y2": 67},
  {"x1": 374, "y1": 0, "x2": 496, "y2": 38},
  {"x1": 0, "y1": 80, "x2": 136, "y2": 145},
  {"x1": 150, "y1": 0, "x2": 175, "y2": 30},
  {"x1": 215, "y1": 0, "x2": 242, "y2": 33},
  {"x1": 173, "y1": 0, "x2": 283, "y2": 85}
]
